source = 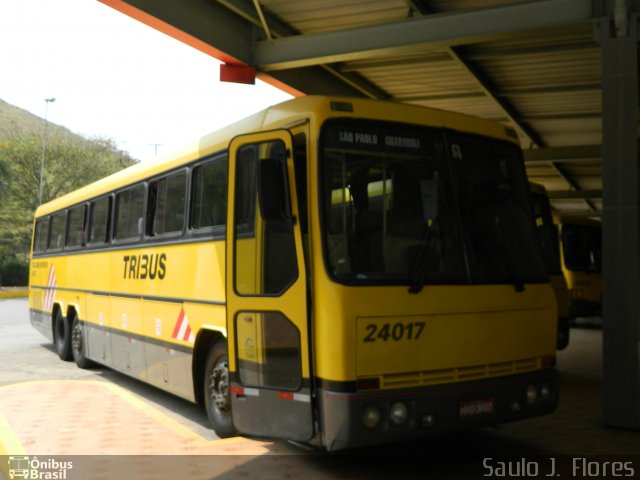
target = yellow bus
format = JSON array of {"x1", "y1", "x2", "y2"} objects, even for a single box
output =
[
  {"x1": 529, "y1": 183, "x2": 570, "y2": 350},
  {"x1": 555, "y1": 214, "x2": 602, "y2": 321},
  {"x1": 29, "y1": 96, "x2": 558, "y2": 451}
]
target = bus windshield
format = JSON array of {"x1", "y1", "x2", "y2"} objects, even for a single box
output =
[
  {"x1": 562, "y1": 223, "x2": 602, "y2": 273},
  {"x1": 320, "y1": 119, "x2": 546, "y2": 287},
  {"x1": 530, "y1": 191, "x2": 563, "y2": 275}
]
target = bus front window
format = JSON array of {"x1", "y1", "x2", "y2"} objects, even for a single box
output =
[
  {"x1": 320, "y1": 120, "x2": 546, "y2": 287},
  {"x1": 562, "y1": 224, "x2": 602, "y2": 273},
  {"x1": 321, "y1": 122, "x2": 466, "y2": 284}
]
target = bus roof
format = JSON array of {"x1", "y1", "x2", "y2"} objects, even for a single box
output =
[{"x1": 35, "y1": 95, "x2": 519, "y2": 217}]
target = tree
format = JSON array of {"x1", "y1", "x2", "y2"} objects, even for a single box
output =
[{"x1": 0, "y1": 126, "x2": 135, "y2": 261}]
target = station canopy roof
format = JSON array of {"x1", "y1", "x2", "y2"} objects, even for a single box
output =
[{"x1": 100, "y1": 0, "x2": 620, "y2": 219}]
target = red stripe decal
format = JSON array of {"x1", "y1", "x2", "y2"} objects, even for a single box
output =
[
  {"x1": 277, "y1": 392, "x2": 294, "y2": 401},
  {"x1": 171, "y1": 308, "x2": 184, "y2": 338},
  {"x1": 183, "y1": 324, "x2": 192, "y2": 342},
  {"x1": 230, "y1": 385, "x2": 244, "y2": 395}
]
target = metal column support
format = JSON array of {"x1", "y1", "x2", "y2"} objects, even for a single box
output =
[{"x1": 599, "y1": 3, "x2": 640, "y2": 429}]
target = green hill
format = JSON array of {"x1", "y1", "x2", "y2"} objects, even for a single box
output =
[
  {"x1": 0, "y1": 98, "x2": 136, "y2": 283},
  {"x1": 0, "y1": 98, "x2": 77, "y2": 140}
]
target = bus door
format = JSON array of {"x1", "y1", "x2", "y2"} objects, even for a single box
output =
[{"x1": 226, "y1": 130, "x2": 313, "y2": 441}]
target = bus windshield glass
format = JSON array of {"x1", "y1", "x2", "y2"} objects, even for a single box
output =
[
  {"x1": 320, "y1": 120, "x2": 546, "y2": 287},
  {"x1": 531, "y1": 191, "x2": 563, "y2": 275},
  {"x1": 562, "y1": 223, "x2": 602, "y2": 273}
]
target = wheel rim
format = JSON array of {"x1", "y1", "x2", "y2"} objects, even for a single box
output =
[
  {"x1": 209, "y1": 360, "x2": 231, "y2": 415},
  {"x1": 71, "y1": 320, "x2": 82, "y2": 355}
]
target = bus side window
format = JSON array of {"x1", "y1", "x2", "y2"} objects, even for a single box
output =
[
  {"x1": 89, "y1": 196, "x2": 112, "y2": 245},
  {"x1": 48, "y1": 211, "x2": 66, "y2": 250},
  {"x1": 148, "y1": 171, "x2": 187, "y2": 237},
  {"x1": 33, "y1": 217, "x2": 49, "y2": 254},
  {"x1": 114, "y1": 185, "x2": 145, "y2": 241},
  {"x1": 66, "y1": 204, "x2": 87, "y2": 248},
  {"x1": 190, "y1": 157, "x2": 228, "y2": 231}
]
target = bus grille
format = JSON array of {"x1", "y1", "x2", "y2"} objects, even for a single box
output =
[{"x1": 379, "y1": 357, "x2": 540, "y2": 389}]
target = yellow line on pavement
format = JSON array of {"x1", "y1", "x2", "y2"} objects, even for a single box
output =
[{"x1": 0, "y1": 409, "x2": 26, "y2": 456}]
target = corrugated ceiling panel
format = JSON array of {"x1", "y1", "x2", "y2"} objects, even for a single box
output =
[
  {"x1": 509, "y1": 91, "x2": 601, "y2": 117},
  {"x1": 357, "y1": 60, "x2": 481, "y2": 96},
  {"x1": 478, "y1": 49, "x2": 601, "y2": 91},
  {"x1": 529, "y1": 118, "x2": 601, "y2": 147},
  {"x1": 410, "y1": 97, "x2": 506, "y2": 120},
  {"x1": 551, "y1": 199, "x2": 600, "y2": 211},
  {"x1": 253, "y1": 0, "x2": 604, "y2": 216},
  {"x1": 261, "y1": 0, "x2": 409, "y2": 33},
  {"x1": 465, "y1": 25, "x2": 596, "y2": 56}
]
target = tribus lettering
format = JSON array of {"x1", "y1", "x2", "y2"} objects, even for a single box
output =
[{"x1": 123, "y1": 253, "x2": 167, "y2": 279}]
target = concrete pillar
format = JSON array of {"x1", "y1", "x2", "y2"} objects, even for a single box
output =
[{"x1": 598, "y1": 2, "x2": 640, "y2": 428}]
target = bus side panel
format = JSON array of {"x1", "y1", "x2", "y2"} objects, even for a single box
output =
[
  {"x1": 144, "y1": 299, "x2": 193, "y2": 401},
  {"x1": 110, "y1": 296, "x2": 147, "y2": 380},
  {"x1": 85, "y1": 293, "x2": 112, "y2": 366},
  {"x1": 28, "y1": 258, "x2": 56, "y2": 341}
]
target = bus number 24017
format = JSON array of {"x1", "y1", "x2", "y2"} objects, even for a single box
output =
[{"x1": 363, "y1": 321, "x2": 426, "y2": 342}]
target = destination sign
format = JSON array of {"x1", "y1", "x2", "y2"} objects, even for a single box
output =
[
  {"x1": 325, "y1": 122, "x2": 432, "y2": 154},
  {"x1": 337, "y1": 130, "x2": 422, "y2": 150}
]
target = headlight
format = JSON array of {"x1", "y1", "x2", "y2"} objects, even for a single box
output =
[
  {"x1": 540, "y1": 383, "x2": 551, "y2": 401},
  {"x1": 389, "y1": 402, "x2": 408, "y2": 426},
  {"x1": 526, "y1": 384, "x2": 538, "y2": 405},
  {"x1": 362, "y1": 405, "x2": 381, "y2": 428}
]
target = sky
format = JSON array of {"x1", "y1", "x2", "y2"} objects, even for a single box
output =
[{"x1": 0, "y1": 0, "x2": 292, "y2": 162}]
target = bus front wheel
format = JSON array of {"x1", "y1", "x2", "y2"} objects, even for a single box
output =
[
  {"x1": 204, "y1": 341, "x2": 237, "y2": 438},
  {"x1": 53, "y1": 309, "x2": 72, "y2": 361}
]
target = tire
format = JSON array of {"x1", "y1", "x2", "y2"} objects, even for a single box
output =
[
  {"x1": 53, "y1": 309, "x2": 72, "y2": 361},
  {"x1": 71, "y1": 315, "x2": 95, "y2": 369},
  {"x1": 204, "y1": 340, "x2": 237, "y2": 438}
]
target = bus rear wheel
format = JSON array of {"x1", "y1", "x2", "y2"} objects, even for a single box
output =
[
  {"x1": 53, "y1": 309, "x2": 72, "y2": 361},
  {"x1": 204, "y1": 341, "x2": 237, "y2": 438},
  {"x1": 71, "y1": 315, "x2": 95, "y2": 369}
]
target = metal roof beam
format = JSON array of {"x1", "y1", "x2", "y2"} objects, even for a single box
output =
[
  {"x1": 254, "y1": 0, "x2": 594, "y2": 71},
  {"x1": 551, "y1": 208, "x2": 602, "y2": 218},
  {"x1": 100, "y1": 0, "x2": 388, "y2": 98},
  {"x1": 523, "y1": 145, "x2": 602, "y2": 162},
  {"x1": 547, "y1": 189, "x2": 602, "y2": 199},
  {"x1": 524, "y1": 145, "x2": 601, "y2": 211},
  {"x1": 215, "y1": 0, "x2": 389, "y2": 98},
  {"x1": 464, "y1": 40, "x2": 598, "y2": 60},
  {"x1": 550, "y1": 162, "x2": 598, "y2": 212},
  {"x1": 444, "y1": 48, "x2": 545, "y2": 147},
  {"x1": 397, "y1": 83, "x2": 602, "y2": 102},
  {"x1": 403, "y1": 0, "x2": 547, "y2": 147}
]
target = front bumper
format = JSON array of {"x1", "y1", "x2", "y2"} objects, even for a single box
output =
[{"x1": 318, "y1": 369, "x2": 558, "y2": 451}]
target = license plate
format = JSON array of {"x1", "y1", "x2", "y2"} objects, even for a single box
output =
[{"x1": 459, "y1": 397, "x2": 495, "y2": 418}]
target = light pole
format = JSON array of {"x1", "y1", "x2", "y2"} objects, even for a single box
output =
[
  {"x1": 149, "y1": 143, "x2": 163, "y2": 158},
  {"x1": 38, "y1": 97, "x2": 56, "y2": 205}
]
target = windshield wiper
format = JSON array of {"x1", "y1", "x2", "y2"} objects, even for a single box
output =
[{"x1": 408, "y1": 224, "x2": 438, "y2": 294}]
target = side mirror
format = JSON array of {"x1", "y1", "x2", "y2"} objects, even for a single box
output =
[{"x1": 258, "y1": 157, "x2": 292, "y2": 221}]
